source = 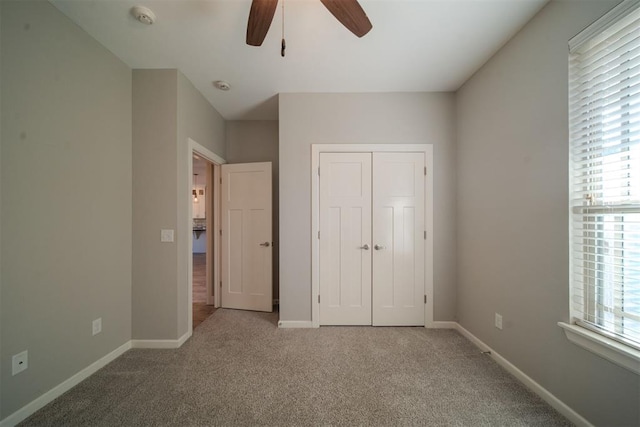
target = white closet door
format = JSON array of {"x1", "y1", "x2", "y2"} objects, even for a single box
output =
[
  {"x1": 221, "y1": 162, "x2": 272, "y2": 312},
  {"x1": 372, "y1": 152, "x2": 425, "y2": 326},
  {"x1": 319, "y1": 153, "x2": 372, "y2": 325}
]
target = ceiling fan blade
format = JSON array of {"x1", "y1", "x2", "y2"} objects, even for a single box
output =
[
  {"x1": 320, "y1": 0, "x2": 372, "y2": 38},
  {"x1": 246, "y1": 0, "x2": 279, "y2": 46}
]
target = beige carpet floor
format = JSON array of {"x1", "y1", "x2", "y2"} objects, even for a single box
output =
[{"x1": 21, "y1": 309, "x2": 571, "y2": 426}]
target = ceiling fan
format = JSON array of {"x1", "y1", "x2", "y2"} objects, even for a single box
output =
[{"x1": 246, "y1": 0, "x2": 372, "y2": 49}]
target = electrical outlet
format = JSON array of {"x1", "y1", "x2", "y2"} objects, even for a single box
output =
[
  {"x1": 92, "y1": 318, "x2": 102, "y2": 336},
  {"x1": 12, "y1": 351, "x2": 28, "y2": 376},
  {"x1": 495, "y1": 313, "x2": 503, "y2": 330}
]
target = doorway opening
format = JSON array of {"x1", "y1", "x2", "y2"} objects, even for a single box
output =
[
  {"x1": 187, "y1": 138, "x2": 225, "y2": 332},
  {"x1": 192, "y1": 154, "x2": 216, "y2": 329},
  {"x1": 186, "y1": 137, "x2": 277, "y2": 332}
]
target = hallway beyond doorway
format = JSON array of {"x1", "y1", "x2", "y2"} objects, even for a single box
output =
[{"x1": 193, "y1": 253, "x2": 215, "y2": 329}]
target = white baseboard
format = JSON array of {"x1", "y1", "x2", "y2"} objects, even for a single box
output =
[
  {"x1": 131, "y1": 330, "x2": 192, "y2": 349},
  {"x1": 0, "y1": 341, "x2": 132, "y2": 427},
  {"x1": 278, "y1": 320, "x2": 314, "y2": 328},
  {"x1": 427, "y1": 321, "x2": 458, "y2": 329},
  {"x1": 455, "y1": 323, "x2": 593, "y2": 427},
  {"x1": 281, "y1": 320, "x2": 458, "y2": 329},
  {"x1": 1, "y1": 331, "x2": 193, "y2": 426}
]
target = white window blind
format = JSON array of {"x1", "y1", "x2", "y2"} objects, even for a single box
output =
[{"x1": 569, "y1": 0, "x2": 640, "y2": 349}]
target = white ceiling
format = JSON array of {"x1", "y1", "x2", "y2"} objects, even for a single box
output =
[{"x1": 51, "y1": 0, "x2": 548, "y2": 120}]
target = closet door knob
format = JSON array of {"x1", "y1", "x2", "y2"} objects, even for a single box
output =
[
  {"x1": 260, "y1": 242, "x2": 270, "y2": 247},
  {"x1": 374, "y1": 244, "x2": 385, "y2": 250},
  {"x1": 361, "y1": 244, "x2": 370, "y2": 250}
]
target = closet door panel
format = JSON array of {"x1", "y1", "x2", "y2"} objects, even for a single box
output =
[
  {"x1": 319, "y1": 153, "x2": 372, "y2": 325},
  {"x1": 372, "y1": 152, "x2": 425, "y2": 326}
]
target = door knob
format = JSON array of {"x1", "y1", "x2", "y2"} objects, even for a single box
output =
[
  {"x1": 260, "y1": 242, "x2": 270, "y2": 247},
  {"x1": 360, "y1": 244, "x2": 370, "y2": 250},
  {"x1": 374, "y1": 244, "x2": 385, "y2": 250}
]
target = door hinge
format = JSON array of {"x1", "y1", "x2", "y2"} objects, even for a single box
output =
[
  {"x1": 220, "y1": 281, "x2": 222, "y2": 288},
  {"x1": 424, "y1": 231, "x2": 427, "y2": 240},
  {"x1": 318, "y1": 295, "x2": 320, "y2": 304},
  {"x1": 318, "y1": 230, "x2": 320, "y2": 239},
  {"x1": 220, "y1": 178, "x2": 222, "y2": 184},
  {"x1": 424, "y1": 295, "x2": 427, "y2": 304},
  {"x1": 318, "y1": 168, "x2": 320, "y2": 176},
  {"x1": 424, "y1": 166, "x2": 427, "y2": 176}
]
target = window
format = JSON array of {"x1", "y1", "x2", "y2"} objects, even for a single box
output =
[{"x1": 569, "y1": 0, "x2": 640, "y2": 352}]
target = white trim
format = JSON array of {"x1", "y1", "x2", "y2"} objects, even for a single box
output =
[
  {"x1": 424, "y1": 148, "x2": 434, "y2": 329},
  {"x1": 456, "y1": 324, "x2": 593, "y2": 427},
  {"x1": 311, "y1": 144, "x2": 434, "y2": 328},
  {"x1": 277, "y1": 320, "x2": 316, "y2": 329},
  {"x1": 205, "y1": 162, "x2": 217, "y2": 306},
  {"x1": 131, "y1": 331, "x2": 192, "y2": 349},
  {"x1": 558, "y1": 322, "x2": 640, "y2": 375},
  {"x1": 455, "y1": 324, "x2": 492, "y2": 352},
  {"x1": 427, "y1": 321, "x2": 458, "y2": 329},
  {"x1": 187, "y1": 138, "x2": 225, "y2": 333},
  {"x1": 0, "y1": 341, "x2": 131, "y2": 427},
  {"x1": 212, "y1": 164, "x2": 222, "y2": 308},
  {"x1": 569, "y1": 0, "x2": 640, "y2": 52},
  {"x1": 278, "y1": 319, "x2": 455, "y2": 329},
  {"x1": 188, "y1": 138, "x2": 225, "y2": 166}
]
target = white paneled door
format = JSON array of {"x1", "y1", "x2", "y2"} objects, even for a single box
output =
[
  {"x1": 372, "y1": 153, "x2": 425, "y2": 326},
  {"x1": 319, "y1": 152, "x2": 425, "y2": 326},
  {"x1": 319, "y1": 153, "x2": 373, "y2": 325},
  {"x1": 221, "y1": 162, "x2": 272, "y2": 312}
]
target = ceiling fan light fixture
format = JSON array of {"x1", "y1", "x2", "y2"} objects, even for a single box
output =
[
  {"x1": 131, "y1": 6, "x2": 156, "y2": 25},
  {"x1": 213, "y1": 80, "x2": 231, "y2": 91}
]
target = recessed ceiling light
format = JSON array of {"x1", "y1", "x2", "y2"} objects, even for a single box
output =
[
  {"x1": 213, "y1": 81, "x2": 231, "y2": 91},
  {"x1": 131, "y1": 6, "x2": 156, "y2": 25}
]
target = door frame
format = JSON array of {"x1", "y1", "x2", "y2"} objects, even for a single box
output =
[
  {"x1": 311, "y1": 144, "x2": 434, "y2": 328},
  {"x1": 187, "y1": 138, "x2": 225, "y2": 332}
]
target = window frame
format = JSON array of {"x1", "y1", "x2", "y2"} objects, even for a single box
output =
[{"x1": 562, "y1": 0, "x2": 640, "y2": 374}]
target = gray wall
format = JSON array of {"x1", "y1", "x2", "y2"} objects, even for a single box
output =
[
  {"x1": 132, "y1": 69, "x2": 179, "y2": 339},
  {"x1": 455, "y1": 1, "x2": 640, "y2": 425},
  {"x1": 279, "y1": 93, "x2": 457, "y2": 322},
  {"x1": 226, "y1": 121, "x2": 279, "y2": 300},
  {"x1": 176, "y1": 72, "x2": 226, "y2": 336},
  {"x1": 133, "y1": 69, "x2": 225, "y2": 340},
  {"x1": 1, "y1": 0, "x2": 132, "y2": 419},
  {"x1": 178, "y1": 73, "x2": 226, "y2": 159}
]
